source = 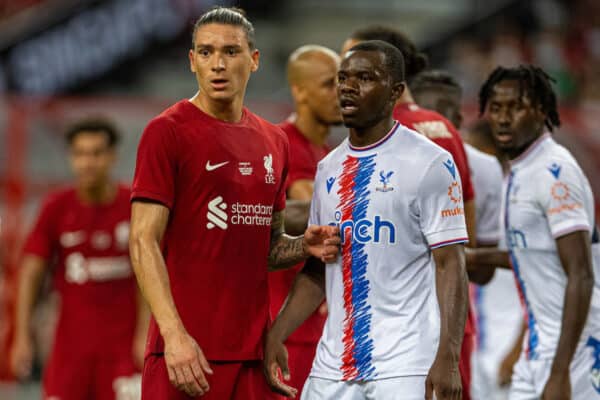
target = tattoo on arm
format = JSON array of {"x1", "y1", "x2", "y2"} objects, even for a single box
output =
[{"x1": 268, "y1": 211, "x2": 307, "y2": 270}]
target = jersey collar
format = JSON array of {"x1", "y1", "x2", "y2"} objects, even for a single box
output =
[
  {"x1": 348, "y1": 121, "x2": 400, "y2": 152},
  {"x1": 510, "y1": 132, "x2": 552, "y2": 168}
]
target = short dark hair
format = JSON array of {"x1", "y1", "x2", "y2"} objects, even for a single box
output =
[
  {"x1": 192, "y1": 7, "x2": 255, "y2": 50},
  {"x1": 65, "y1": 118, "x2": 121, "y2": 147},
  {"x1": 348, "y1": 40, "x2": 405, "y2": 84},
  {"x1": 410, "y1": 70, "x2": 462, "y2": 97},
  {"x1": 350, "y1": 25, "x2": 427, "y2": 79},
  {"x1": 479, "y1": 65, "x2": 561, "y2": 132}
]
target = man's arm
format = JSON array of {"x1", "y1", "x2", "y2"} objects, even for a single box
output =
[
  {"x1": 287, "y1": 180, "x2": 314, "y2": 201},
  {"x1": 264, "y1": 257, "x2": 326, "y2": 397},
  {"x1": 465, "y1": 246, "x2": 512, "y2": 270},
  {"x1": 283, "y1": 200, "x2": 311, "y2": 236},
  {"x1": 132, "y1": 287, "x2": 150, "y2": 370},
  {"x1": 129, "y1": 201, "x2": 212, "y2": 397},
  {"x1": 542, "y1": 230, "x2": 594, "y2": 399},
  {"x1": 464, "y1": 200, "x2": 477, "y2": 248},
  {"x1": 10, "y1": 255, "x2": 46, "y2": 379},
  {"x1": 426, "y1": 243, "x2": 468, "y2": 400},
  {"x1": 268, "y1": 211, "x2": 339, "y2": 271}
]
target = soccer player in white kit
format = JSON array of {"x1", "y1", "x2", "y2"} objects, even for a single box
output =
[
  {"x1": 467, "y1": 65, "x2": 600, "y2": 399},
  {"x1": 411, "y1": 71, "x2": 524, "y2": 399},
  {"x1": 264, "y1": 40, "x2": 469, "y2": 400}
]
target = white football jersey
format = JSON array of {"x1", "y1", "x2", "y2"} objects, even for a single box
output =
[
  {"x1": 466, "y1": 145, "x2": 523, "y2": 398},
  {"x1": 465, "y1": 144, "x2": 503, "y2": 245},
  {"x1": 504, "y1": 133, "x2": 600, "y2": 361},
  {"x1": 308, "y1": 122, "x2": 468, "y2": 381}
]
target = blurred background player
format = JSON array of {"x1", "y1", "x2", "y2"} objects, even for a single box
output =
[
  {"x1": 129, "y1": 7, "x2": 339, "y2": 400},
  {"x1": 469, "y1": 65, "x2": 600, "y2": 399},
  {"x1": 410, "y1": 70, "x2": 523, "y2": 399},
  {"x1": 340, "y1": 26, "x2": 477, "y2": 400},
  {"x1": 266, "y1": 40, "x2": 468, "y2": 400},
  {"x1": 10, "y1": 118, "x2": 147, "y2": 400},
  {"x1": 268, "y1": 44, "x2": 341, "y2": 397}
]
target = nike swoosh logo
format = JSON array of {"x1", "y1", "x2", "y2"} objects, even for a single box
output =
[{"x1": 205, "y1": 161, "x2": 229, "y2": 171}]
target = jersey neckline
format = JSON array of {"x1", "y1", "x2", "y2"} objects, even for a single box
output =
[
  {"x1": 510, "y1": 132, "x2": 552, "y2": 168},
  {"x1": 347, "y1": 121, "x2": 400, "y2": 152}
]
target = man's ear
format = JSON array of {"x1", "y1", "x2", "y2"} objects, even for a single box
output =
[
  {"x1": 391, "y1": 81, "x2": 406, "y2": 103},
  {"x1": 250, "y1": 49, "x2": 260, "y2": 72}
]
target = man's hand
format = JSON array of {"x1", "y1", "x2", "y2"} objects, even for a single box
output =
[
  {"x1": 163, "y1": 328, "x2": 213, "y2": 397},
  {"x1": 264, "y1": 334, "x2": 298, "y2": 398},
  {"x1": 541, "y1": 372, "x2": 571, "y2": 400},
  {"x1": 303, "y1": 225, "x2": 340, "y2": 263},
  {"x1": 10, "y1": 335, "x2": 34, "y2": 379},
  {"x1": 498, "y1": 347, "x2": 520, "y2": 386},
  {"x1": 425, "y1": 355, "x2": 462, "y2": 400}
]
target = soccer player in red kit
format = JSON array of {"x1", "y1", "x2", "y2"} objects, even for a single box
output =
[
  {"x1": 342, "y1": 27, "x2": 477, "y2": 400},
  {"x1": 129, "y1": 7, "x2": 339, "y2": 400},
  {"x1": 10, "y1": 119, "x2": 147, "y2": 400},
  {"x1": 269, "y1": 44, "x2": 342, "y2": 397}
]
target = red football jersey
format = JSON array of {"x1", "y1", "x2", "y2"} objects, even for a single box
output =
[
  {"x1": 132, "y1": 100, "x2": 289, "y2": 361},
  {"x1": 23, "y1": 185, "x2": 136, "y2": 353},
  {"x1": 281, "y1": 121, "x2": 330, "y2": 191},
  {"x1": 268, "y1": 121, "x2": 328, "y2": 345},
  {"x1": 393, "y1": 103, "x2": 474, "y2": 202}
]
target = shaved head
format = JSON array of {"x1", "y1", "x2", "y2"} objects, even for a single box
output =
[
  {"x1": 285, "y1": 44, "x2": 342, "y2": 126},
  {"x1": 287, "y1": 45, "x2": 340, "y2": 85}
]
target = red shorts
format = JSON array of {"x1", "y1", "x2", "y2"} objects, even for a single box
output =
[
  {"x1": 143, "y1": 355, "x2": 281, "y2": 400},
  {"x1": 459, "y1": 332, "x2": 474, "y2": 400},
  {"x1": 43, "y1": 349, "x2": 137, "y2": 400}
]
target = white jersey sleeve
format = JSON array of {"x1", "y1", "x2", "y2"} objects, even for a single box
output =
[
  {"x1": 417, "y1": 154, "x2": 469, "y2": 248},
  {"x1": 536, "y1": 162, "x2": 592, "y2": 238}
]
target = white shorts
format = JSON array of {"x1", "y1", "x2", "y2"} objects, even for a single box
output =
[
  {"x1": 300, "y1": 376, "x2": 427, "y2": 400},
  {"x1": 509, "y1": 335, "x2": 600, "y2": 399}
]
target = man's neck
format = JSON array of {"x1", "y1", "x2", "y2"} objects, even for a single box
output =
[
  {"x1": 349, "y1": 117, "x2": 394, "y2": 148},
  {"x1": 291, "y1": 113, "x2": 329, "y2": 146},
  {"x1": 190, "y1": 92, "x2": 244, "y2": 123},
  {"x1": 77, "y1": 181, "x2": 116, "y2": 205}
]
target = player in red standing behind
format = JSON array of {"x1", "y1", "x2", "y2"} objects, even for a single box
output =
[
  {"x1": 342, "y1": 26, "x2": 477, "y2": 400},
  {"x1": 10, "y1": 118, "x2": 147, "y2": 400},
  {"x1": 129, "y1": 7, "x2": 339, "y2": 400},
  {"x1": 269, "y1": 44, "x2": 342, "y2": 397}
]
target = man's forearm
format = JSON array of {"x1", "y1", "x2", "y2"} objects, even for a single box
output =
[
  {"x1": 135, "y1": 287, "x2": 150, "y2": 337},
  {"x1": 130, "y1": 234, "x2": 184, "y2": 337},
  {"x1": 283, "y1": 200, "x2": 310, "y2": 236},
  {"x1": 464, "y1": 200, "x2": 477, "y2": 248},
  {"x1": 268, "y1": 234, "x2": 308, "y2": 270},
  {"x1": 13, "y1": 257, "x2": 46, "y2": 340},
  {"x1": 551, "y1": 273, "x2": 593, "y2": 374},
  {"x1": 435, "y1": 251, "x2": 468, "y2": 360},
  {"x1": 469, "y1": 247, "x2": 512, "y2": 270},
  {"x1": 269, "y1": 258, "x2": 326, "y2": 342}
]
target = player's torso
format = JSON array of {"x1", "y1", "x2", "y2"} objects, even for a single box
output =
[
  {"x1": 504, "y1": 139, "x2": 596, "y2": 358},
  {"x1": 53, "y1": 187, "x2": 131, "y2": 289},
  {"x1": 312, "y1": 126, "x2": 441, "y2": 380},
  {"x1": 51, "y1": 187, "x2": 136, "y2": 347},
  {"x1": 168, "y1": 119, "x2": 285, "y2": 247}
]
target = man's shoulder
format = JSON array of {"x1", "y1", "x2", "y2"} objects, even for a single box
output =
[
  {"x1": 395, "y1": 124, "x2": 452, "y2": 163},
  {"x1": 465, "y1": 144, "x2": 501, "y2": 172},
  {"x1": 395, "y1": 104, "x2": 458, "y2": 141}
]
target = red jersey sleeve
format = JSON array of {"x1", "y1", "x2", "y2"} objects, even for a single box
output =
[
  {"x1": 274, "y1": 130, "x2": 290, "y2": 212},
  {"x1": 131, "y1": 117, "x2": 178, "y2": 209},
  {"x1": 23, "y1": 195, "x2": 57, "y2": 260},
  {"x1": 431, "y1": 122, "x2": 475, "y2": 202}
]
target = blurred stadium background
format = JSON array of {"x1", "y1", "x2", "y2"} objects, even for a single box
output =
[{"x1": 0, "y1": 0, "x2": 599, "y2": 398}]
